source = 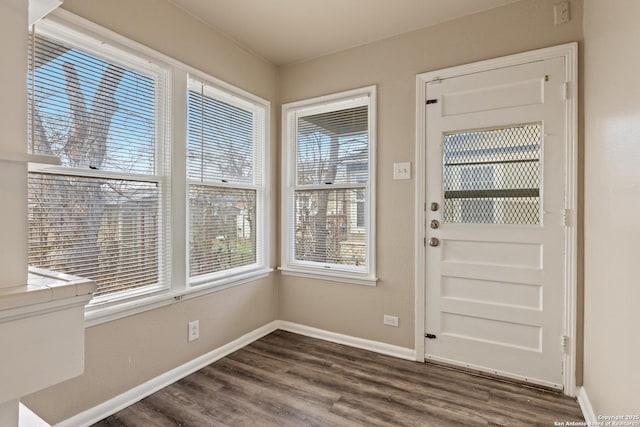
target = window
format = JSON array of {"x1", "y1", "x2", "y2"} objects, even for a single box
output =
[
  {"x1": 186, "y1": 79, "x2": 267, "y2": 285},
  {"x1": 442, "y1": 123, "x2": 541, "y2": 225},
  {"x1": 281, "y1": 86, "x2": 376, "y2": 285},
  {"x1": 27, "y1": 19, "x2": 170, "y2": 301},
  {"x1": 25, "y1": 12, "x2": 270, "y2": 319}
]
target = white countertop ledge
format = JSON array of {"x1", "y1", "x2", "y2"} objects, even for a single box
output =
[{"x1": 0, "y1": 267, "x2": 96, "y2": 313}]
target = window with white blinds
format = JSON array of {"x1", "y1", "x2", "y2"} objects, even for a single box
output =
[
  {"x1": 23, "y1": 13, "x2": 270, "y2": 319},
  {"x1": 187, "y1": 79, "x2": 266, "y2": 284},
  {"x1": 27, "y1": 20, "x2": 170, "y2": 300},
  {"x1": 282, "y1": 86, "x2": 376, "y2": 284}
]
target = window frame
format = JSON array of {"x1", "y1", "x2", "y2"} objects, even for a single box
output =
[
  {"x1": 27, "y1": 10, "x2": 271, "y2": 326},
  {"x1": 185, "y1": 77, "x2": 268, "y2": 288},
  {"x1": 28, "y1": 16, "x2": 173, "y2": 305},
  {"x1": 280, "y1": 86, "x2": 377, "y2": 286}
]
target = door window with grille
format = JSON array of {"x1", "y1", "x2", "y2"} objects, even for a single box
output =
[{"x1": 442, "y1": 123, "x2": 542, "y2": 225}]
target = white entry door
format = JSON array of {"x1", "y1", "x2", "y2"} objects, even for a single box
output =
[{"x1": 424, "y1": 56, "x2": 568, "y2": 388}]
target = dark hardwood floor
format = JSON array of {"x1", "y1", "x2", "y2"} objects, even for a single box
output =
[{"x1": 94, "y1": 330, "x2": 584, "y2": 426}]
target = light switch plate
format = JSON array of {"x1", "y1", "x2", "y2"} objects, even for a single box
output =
[
  {"x1": 393, "y1": 162, "x2": 411, "y2": 180},
  {"x1": 554, "y1": 1, "x2": 570, "y2": 24}
]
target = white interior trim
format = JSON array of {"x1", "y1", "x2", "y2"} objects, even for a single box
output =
[
  {"x1": 277, "y1": 321, "x2": 416, "y2": 361},
  {"x1": 19, "y1": 402, "x2": 49, "y2": 427},
  {"x1": 414, "y1": 42, "x2": 579, "y2": 396},
  {"x1": 49, "y1": 320, "x2": 415, "y2": 426},
  {"x1": 280, "y1": 85, "x2": 377, "y2": 284},
  {"x1": 34, "y1": 9, "x2": 273, "y2": 328},
  {"x1": 54, "y1": 321, "x2": 280, "y2": 427},
  {"x1": 577, "y1": 386, "x2": 597, "y2": 424},
  {"x1": 278, "y1": 267, "x2": 378, "y2": 287},
  {"x1": 425, "y1": 354, "x2": 562, "y2": 390},
  {"x1": 28, "y1": 0, "x2": 62, "y2": 26}
]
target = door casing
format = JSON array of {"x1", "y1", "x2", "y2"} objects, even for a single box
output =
[{"x1": 414, "y1": 43, "x2": 578, "y2": 396}]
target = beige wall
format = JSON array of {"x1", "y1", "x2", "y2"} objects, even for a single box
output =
[
  {"x1": 21, "y1": 0, "x2": 279, "y2": 423},
  {"x1": 278, "y1": 0, "x2": 583, "y2": 349},
  {"x1": 0, "y1": 0, "x2": 28, "y2": 288},
  {"x1": 58, "y1": 0, "x2": 278, "y2": 102},
  {"x1": 583, "y1": 0, "x2": 640, "y2": 415},
  {"x1": 23, "y1": 278, "x2": 277, "y2": 423},
  {"x1": 17, "y1": 0, "x2": 640, "y2": 422}
]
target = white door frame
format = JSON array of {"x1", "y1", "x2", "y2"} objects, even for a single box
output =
[{"x1": 414, "y1": 43, "x2": 578, "y2": 396}]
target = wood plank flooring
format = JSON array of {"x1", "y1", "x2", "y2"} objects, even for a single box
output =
[{"x1": 94, "y1": 330, "x2": 584, "y2": 426}]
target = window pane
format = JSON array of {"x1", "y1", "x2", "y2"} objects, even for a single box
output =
[
  {"x1": 28, "y1": 174, "x2": 160, "y2": 297},
  {"x1": 189, "y1": 186, "x2": 257, "y2": 277},
  {"x1": 294, "y1": 189, "x2": 366, "y2": 268},
  {"x1": 297, "y1": 105, "x2": 368, "y2": 185},
  {"x1": 443, "y1": 123, "x2": 541, "y2": 225},
  {"x1": 29, "y1": 34, "x2": 157, "y2": 175},
  {"x1": 187, "y1": 89, "x2": 254, "y2": 184}
]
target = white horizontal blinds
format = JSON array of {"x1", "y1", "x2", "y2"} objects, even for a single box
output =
[
  {"x1": 29, "y1": 34, "x2": 158, "y2": 174},
  {"x1": 29, "y1": 175, "x2": 160, "y2": 295},
  {"x1": 296, "y1": 105, "x2": 369, "y2": 185},
  {"x1": 189, "y1": 186, "x2": 257, "y2": 276},
  {"x1": 27, "y1": 26, "x2": 169, "y2": 299},
  {"x1": 187, "y1": 84, "x2": 254, "y2": 184},
  {"x1": 294, "y1": 102, "x2": 370, "y2": 269},
  {"x1": 187, "y1": 79, "x2": 261, "y2": 280},
  {"x1": 294, "y1": 188, "x2": 366, "y2": 267}
]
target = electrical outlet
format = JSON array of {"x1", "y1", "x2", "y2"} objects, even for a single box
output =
[
  {"x1": 554, "y1": 1, "x2": 570, "y2": 24},
  {"x1": 383, "y1": 314, "x2": 399, "y2": 327},
  {"x1": 188, "y1": 320, "x2": 199, "y2": 342},
  {"x1": 393, "y1": 162, "x2": 411, "y2": 180}
]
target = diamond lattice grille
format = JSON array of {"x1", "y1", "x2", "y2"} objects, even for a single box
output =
[{"x1": 443, "y1": 123, "x2": 542, "y2": 225}]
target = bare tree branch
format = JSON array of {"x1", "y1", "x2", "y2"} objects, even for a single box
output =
[
  {"x1": 62, "y1": 62, "x2": 89, "y2": 166},
  {"x1": 31, "y1": 106, "x2": 52, "y2": 155},
  {"x1": 33, "y1": 34, "x2": 70, "y2": 69},
  {"x1": 88, "y1": 63, "x2": 126, "y2": 169}
]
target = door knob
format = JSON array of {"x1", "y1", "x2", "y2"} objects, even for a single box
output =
[
  {"x1": 430, "y1": 202, "x2": 439, "y2": 211},
  {"x1": 430, "y1": 220, "x2": 440, "y2": 229},
  {"x1": 428, "y1": 237, "x2": 440, "y2": 247}
]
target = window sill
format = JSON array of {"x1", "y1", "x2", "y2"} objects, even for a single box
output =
[
  {"x1": 278, "y1": 267, "x2": 378, "y2": 287},
  {"x1": 84, "y1": 267, "x2": 273, "y2": 327}
]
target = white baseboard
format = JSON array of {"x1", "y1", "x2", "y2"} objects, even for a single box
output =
[
  {"x1": 577, "y1": 386, "x2": 597, "y2": 424},
  {"x1": 52, "y1": 320, "x2": 416, "y2": 426},
  {"x1": 19, "y1": 402, "x2": 49, "y2": 427},
  {"x1": 276, "y1": 321, "x2": 417, "y2": 361},
  {"x1": 54, "y1": 321, "x2": 280, "y2": 427}
]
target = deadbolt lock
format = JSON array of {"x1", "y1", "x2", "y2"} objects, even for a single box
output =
[
  {"x1": 430, "y1": 202, "x2": 439, "y2": 211},
  {"x1": 430, "y1": 220, "x2": 439, "y2": 229},
  {"x1": 428, "y1": 237, "x2": 440, "y2": 247}
]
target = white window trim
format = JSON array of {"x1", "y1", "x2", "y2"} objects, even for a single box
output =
[
  {"x1": 280, "y1": 86, "x2": 377, "y2": 286},
  {"x1": 31, "y1": 9, "x2": 272, "y2": 326},
  {"x1": 29, "y1": 15, "x2": 174, "y2": 302},
  {"x1": 185, "y1": 77, "x2": 268, "y2": 288}
]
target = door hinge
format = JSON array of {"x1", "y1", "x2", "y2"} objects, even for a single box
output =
[
  {"x1": 561, "y1": 335, "x2": 570, "y2": 353},
  {"x1": 562, "y1": 82, "x2": 569, "y2": 100},
  {"x1": 426, "y1": 99, "x2": 438, "y2": 105},
  {"x1": 562, "y1": 208, "x2": 571, "y2": 226},
  {"x1": 425, "y1": 333, "x2": 437, "y2": 339}
]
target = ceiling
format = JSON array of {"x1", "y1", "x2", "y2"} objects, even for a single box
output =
[{"x1": 168, "y1": 0, "x2": 521, "y2": 66}]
